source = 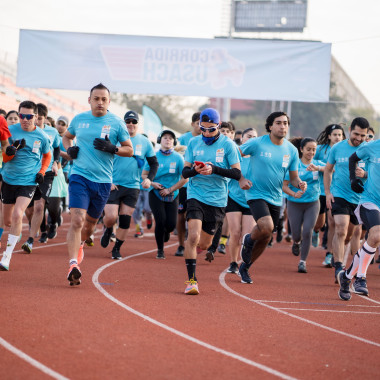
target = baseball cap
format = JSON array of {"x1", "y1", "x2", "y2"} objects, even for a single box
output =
[
  {"x1": 200, "y1": 108, "x2": 220, "y2": 124},
  {"x1": 57, "y1": 116, "x2": 69, "y2": 125},
  {"x1": 124, "y1": 110, "x2": 139, "y2": 122}
]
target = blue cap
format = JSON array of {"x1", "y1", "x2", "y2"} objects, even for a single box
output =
[{"x1": 200, "y1": 108, "x2": 220, "y2": 124}]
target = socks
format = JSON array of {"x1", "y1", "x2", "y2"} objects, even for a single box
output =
[
  {"x1": 357, "y1": 242, "x2": 376, "y2": 278},
  {"x1": 114, "y1": 238, "x2": 124, "y2": 250},
  {"x1": 69, "y1": 259, "x2": 78, "y2": 266},
  {"x1": 345, "y1": 252, "x2": 360, "y2": 279},
  {"x1": 185, "y1": 259, "x2": 197, "y2": 281},
  {"x1": 219, "y1": 235, "x2": 228, "y2": 246},
  {"x1": 5, "y1": 234, "x2": 19, "y2": 256}
]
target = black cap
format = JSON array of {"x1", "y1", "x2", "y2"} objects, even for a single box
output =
[{"x1": 124, "y1": 110, "x2": 139, "y2": 122}]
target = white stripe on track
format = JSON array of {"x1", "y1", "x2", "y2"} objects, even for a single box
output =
[
  {"x1": 276, "y1": 308, "x2": 380, "y2": 315},
  {"x1": 219, "y1": 270, "x2": 380, "y2": 347},
  {"x1": 92, "y1": 245, "x2": 297, "y2": 380},
  {"x1": 0, "y1": 337, "x2": 69, "y2": 380}
]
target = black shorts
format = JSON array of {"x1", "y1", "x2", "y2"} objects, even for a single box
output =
[
  {"x1": 178, "y1": 187, "x2": 187, "y2": 214},
  {"x1": 1, "y1": 181, "x2": 37, "y2": 204},
  {"x1": 28, "y1": 171, "x2": 55, "y2": 207},
  {"x1": 247, "y1": 199, "x2": 281, "y2": 227},
  {"x1": 226, "y1": 196, "x2": 252, "y2": 216},
  {"x1": 359, "y1": 204, "x2": 380, "y2": 231},
  {"x1": 186, "y1": 198, "x2": 225, "y2": 235},
  {"x1": 319, "y1": 195, "x2": 327, "y2": 214},
  {"x1": 331, "y1": 197, "x2": 359, "y2": 225},
  {"x1": 107, "y1": 186, "x2": 140, "y2": 208}
]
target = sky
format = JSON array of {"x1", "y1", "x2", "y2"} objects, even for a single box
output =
[{"x1": 0, "y1": 0, "x2": 379, "y2": 113}]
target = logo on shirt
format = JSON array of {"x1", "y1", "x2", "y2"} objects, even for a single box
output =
[
  {"x1": 194, "y1": 150, "x2": 204, "y2": 157},
  {"x1": 260, "y1": 151, "x2": 272, "y2": 158},
  {"x1": 337, "y1": 157, "x2": 349, "y2": 163},
  {"x1": 169, "y1": 162, "x2": 177, "y2": 173},
  {"x1": 78, "y1": 123, "x2": 90, "y2": 129},
  {"x1": 282, "y1": 154, "x2": 290, "y2": 168}
]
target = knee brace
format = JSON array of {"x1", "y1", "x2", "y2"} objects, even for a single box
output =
[{"x1": 118, "y1": 214, "x2": 131, "y2": 230}]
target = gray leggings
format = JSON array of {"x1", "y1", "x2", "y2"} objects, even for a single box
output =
[{"x1": 287, "y1": 200, "x2": 320, "y2": 261}]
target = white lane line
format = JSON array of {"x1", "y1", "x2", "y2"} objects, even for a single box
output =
[
  {"x1": 0, "y1": 337, "x2": 68, "y2": 380},
  {"x1": 219, "y1": 270, "x2": 380, "y2": 347},
  {"x1": 246, "y1": 300, "x2": 380, "y2": 308},
  {"x1": 92, "y1": 246, "x2": 297, "y2": 380},
  {"x1": 276, "y1": 308, "x2": 380, "y2": 315}
]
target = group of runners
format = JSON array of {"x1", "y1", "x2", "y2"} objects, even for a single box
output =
[{"x1": 0, "y1": 83, "x2": 379, "y2": 301}]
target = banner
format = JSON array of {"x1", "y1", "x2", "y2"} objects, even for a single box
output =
[
  {"x1": 142, "y1": 105, "x2": 162, "y2": 142},
  {"x1": 17, "y1": 30, "x2": 331, "y2": 102}
]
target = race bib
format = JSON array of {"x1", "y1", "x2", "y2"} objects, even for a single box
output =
[
  {"x1": 101, "y1": 125, "x2": 111, "y2": 139},
  {"x1": 32, "y1": 140, "x2": 41, "y2": 154}
]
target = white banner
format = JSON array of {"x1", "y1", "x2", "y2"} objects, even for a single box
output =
[{"x1": 17, "y1": 30, "x2": 331, "y2": 102}]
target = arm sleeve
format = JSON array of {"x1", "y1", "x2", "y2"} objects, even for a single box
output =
[
  {"x1": 182, "y1": 166, "x2": 198, "y2": 179},
  {"x1": 211, "y1": 165, "x2": 241, "y2": 180},
  {"x1": 53, "y1": 146, "x2": 61, "y2": 162},
  {"x1": 2, "y1": 152, "x2": 14, "y2": 163},
  {"x1": 349, "y1": 152, "x2": 361, "y2": 181},
  {"x1": 39, "y1": 152, "x2": 52, "y2": 175},
  {"x1": 146, "y1": 155, "x2": 159, "y2": 181}
]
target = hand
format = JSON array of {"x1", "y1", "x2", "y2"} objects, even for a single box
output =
[
  {"x1": 326, "y1": 193, "x2": 334, "y2": 210},
  {"x1": 306, "y1": 163, "x2": 319, "y2": 171},
  {"x1": 355, "y1": 167, "x2": 365, "y2": 178},
  {"x1": 5, "y1": 139, "x2": 26, "y2": 156},
  {"x1": 111, "y1": 184, "x2": 118, "y2": 191},
  {"x1": 93, "y1": 135, "x2": 118, "y2": 154},
  {"x1": 198, "y1": 162, "x2": 213, "y2": 176},
  {"x1": 239, "y1": 178, "x2": 252, "y2": 190},
  {"x1": 67, "y1": 146, "x2": 79, "y2": 159},
  {"x1": 160, "y1": 188, "x2": 172, "y2": 196},
  {"x1": 152, "y1": 182, "x2": 164, "y2": 190},
  {"x1": 36, "y1": 173, "x2": 44, "y2": 184},
  {"x1": 293, "y1": 191, "x2": 304, "y2": 199},
  {"x1": 351, "y1": 178, "x2": 364, "y2": 193},
  {"x1": 298, "y1": 181, "x2": 307, "y2": 193},
  {"x1": 141, "y1": 178, "x2": 151, "y2": 189},
  {"x1": 52, "y1": 161, "x2": 59, "y2": 176}
]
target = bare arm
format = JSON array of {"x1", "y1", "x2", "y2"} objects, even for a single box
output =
[
  {"x1": 115, "y1": 139, "x2": 134, "y2": 157},
  {"x1": 289, "y1": 170, "x2": 307, "y2": 192},
  {"x1": 282, "y1": 179, "x2": 303, "y2": 199}
]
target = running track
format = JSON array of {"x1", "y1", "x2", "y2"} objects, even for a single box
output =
[{"x1": 1, "y1": 215, "x2": 379, "y2": 379}]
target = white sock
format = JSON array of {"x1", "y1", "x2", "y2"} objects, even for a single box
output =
[
  {"x1": 69, "y1": 259, "x2": 78, "y2": 266},
  {"x1": 345, "y1": 252, "x2": 360, "y2": 279},
  {"x1": 5, "y1": 234, "x2": 19, "y2": 255},
  {"x1": 357, "y1": 242, "x2": 376, "y2": 278}
]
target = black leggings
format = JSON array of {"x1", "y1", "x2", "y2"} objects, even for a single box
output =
[{"x1": 149, "y1": 190, "x2": 179, "y2": 250}]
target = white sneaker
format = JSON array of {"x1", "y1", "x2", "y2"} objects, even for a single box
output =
[{"x1": 0, "y1": 252, "x2": 11, "y2": 271}]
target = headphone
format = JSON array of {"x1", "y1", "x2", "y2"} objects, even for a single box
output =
[{"x1": 157, "y1": 130, "x2": 177, "y2": 146}]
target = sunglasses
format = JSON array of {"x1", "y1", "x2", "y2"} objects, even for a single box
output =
[
  {"x1": 19, "y1": 113, "x2": 35, "y2": 120},
  {"x1": 367, "y1": 134, "x2": 374, "y2": 139},
  {"x1": 199, "y1": 123, "x2": 218, "y2": 133},
  {"x1": 125, "y1": 119, "x2": 138, "y2": 124}
]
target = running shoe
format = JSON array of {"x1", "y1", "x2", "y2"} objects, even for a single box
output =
[
  {"x1": 351, "y1": 277, "x2": 369, "y2": 296},
  {"x1": 240, "y1": 233, "x2": 254, "y2": 265},
  {"x1": 110, "y1": 233, "x2": 116, "y2": 243},
  {"x1": 134, "y1": 225, "x2": 144, "y2": 238},
  {"x1": 217, "y1": 243, "x2": 226, "y2": 254},
  {"x1": 312, "y1": 231, "x2": 319, "y2": 248},
  {"x1": 39, "y1": 232, "x2": 48, "y2": 244},
  {"x1": 291, "y1": 241, "x2": 301, "y2": 256},
  {"x1": 227, "y1": 261, "x2": 239, "y2": 274},
  {"x1": 285, "y1": 234, "x2": 292, "y2": 242},
  {"x1": 322, "y1": 252, "x2": 333, "y2": 267},
  {"x1": 267, "y1": 236, "x2": 273, "y2": 247},
  {"x1": 21, "y1": 238, "x2": 33, "y2": 254},
  {"x1": 239, "y1": 262, "x2": 253, "y2": 284},
  {"x1": 175, "y1": 246, "x2": 184, "y2": 257},
  {"x1": 85, "y1": 235, "x2": 94, "y2": 247},
  {"x1": 112, "y1": 247, "x2": 122, "y2": 260},
  {"x1": 147, "y1": 217, "x2": 153, "y2": 229},
  {"x1": 205, "y1": 249, "x2": 214, "y2": 262},
  {"x1": 47, "y1": 224, "x2": 57, "y2": 240},
  {"x1": 156, "y1": 250, "x2": 165, "y2": 259},
  {"x1": 184, "y1": 279, "x2": 199, "y2": 295},
  {"x1": 334, "y1": 263, "x2": 343, "y2": 284},
  {"x1": 77, "y1": 245, "x2": 84, "y2": 265},
  {"x1": 337, "y1": 271, "x2": 351, "y2": 301},
  {"x1": 298, "y1": 261, "x2": 307, "y2": 273},
  {"x1": 67, "y1": 264, "x2": 82, "y2": 286},
  {"x1": 0, "y1": 252, "x2": 11, "y2": 271},
  {"x1": 101, "y1": 227, "x2": 113, "y2": 248}
]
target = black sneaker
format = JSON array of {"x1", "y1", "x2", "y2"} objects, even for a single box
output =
[
  {"x1": 111, "y1": 247, "x2": 122, "y2": 260},
  {"x1": 156, "y1": 250, "x2": 165, "y2": 259},
  {"x1": 47, "y1": 224, "x2": 57, "y2": 240},
  {"x1": 101, "y1": 227, "x2": 113, "y2": 248},
  {"x1": 240, "y1": 234, "x2": 254, "y2": 265},
  {"x1": 337, "y1": 271, "x2": 351, "y2": 301},
  {"x1": 267, "y1": 236, "x2": 273, "y2": 247},
  {"x1": 175, "y1": 246, "x2": 184, "y2": 257},
  {"x1": 21, "y1": 237, "x2": 33, "y2": 254},
  {"x1": 217, "y1": 243, "x2": 226, "y2": 254},
  {"x1": 351, "y1": 277, "x2": 369, "y2": 296},
  {"x1": 239, "y1": 262, "x2": 252, "y2": 284},
  {"x1": 227, "y1": 262, "x2": 239, "y2": 274},
  {"x1": 39, "y1": 232, "x2": 48, "y2": 244},
  {"x1": 291, "y1": 241, "x2": 300, "y2": 256},
  {"x1": 205, "y1": 249, "x2": 214, "y2": 262}
]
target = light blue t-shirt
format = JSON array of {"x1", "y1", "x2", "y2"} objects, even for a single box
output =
[
  {"x1": 228, "y1": 155, "x2": 250, "y2": 209},
  {"x1": 184, "y1": 134, "x2": 240, "y2": 207},
  {"x1": 40, "y1": 124, "x2": 60, "y2": 172},
  {"x1": 285, "y1": 159, "x2": 326, "y2": 203},
  {"x1": 327, "y1": 139, "x2": 367, "y2": 204},
  {"x1": 113, "y1": 134, "x2": 155, "y2": 189},
  {"x1": 314, "y1": 144, "x2": 331, "y2": 196},
  {"x1": 356, "y1": 140, "x2": 380, "y2": 208},
  {"x1": 240, "y1": 134, "x2": 299, "y2": 206},
  {"x1": 178, "y1": 131, "x2": 196, "y2": 147},
  {"x1": 68, "y1": 111, "x2": 130, "y2": 183},
  {"x1": 144, "y1": 150, "x2": 184, "y2": 199},
  {"x1": 4, "y1": 124, "x2": 50, "y2": 185}
]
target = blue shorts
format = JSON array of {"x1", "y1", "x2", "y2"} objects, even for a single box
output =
[{"x1": 69, "y1": 174, "x2": 111, "y2": 219}]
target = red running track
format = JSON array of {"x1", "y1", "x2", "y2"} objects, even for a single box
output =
[{"x1": 1, "y1": 215, "x2": 379, "y2": 379}]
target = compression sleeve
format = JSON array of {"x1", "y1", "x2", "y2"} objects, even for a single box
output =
[
  {"x1": 53, "y1": 146, "x2": 61, "y2": 162},
  {"x1": 349, "y1": 152, "x2": 361, "y2": 181},
  {"x1": 2, "y1": 152, "x2": 14, "y2": 163},
  {"x1": 39, "y1": 152, "x2": 52, "y2": 175},
  {"x1": 182, "y1": 166, "x2": 198, "y2": 179},
  {"x1": 146, "y1": 155, "x2": 159, "y2": 181},
  {"x1": 211, "y1": 165, "x2": 241, "y2": 180}
]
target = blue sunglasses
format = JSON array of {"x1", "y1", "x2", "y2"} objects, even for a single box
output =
[{"x1": 19, "y1": 113, "x2": 35, "y2": 120}]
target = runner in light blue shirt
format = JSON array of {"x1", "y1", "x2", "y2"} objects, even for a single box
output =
[
  {"x1": 238, "y1": 112, "x2": 306, "y2": 285},
  {"x1": 62, "y1": 83, "x2": 134, "y2": 287},
  {"x1": 324, "y1": 117, "x2": 369, "y2": 281}
]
